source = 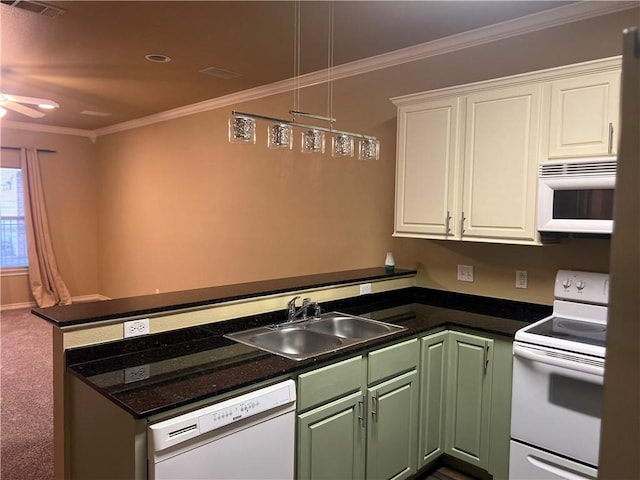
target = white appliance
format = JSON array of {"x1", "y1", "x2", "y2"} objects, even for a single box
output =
[
  {"x1": 148, "y1": 379, "x2": 296, "y2": 480},
  {"x1": 510, "y1": 270, "x2": 609, "y2": 480},
  {"x1": 537, "y1": 158, "x2": 616, "y2": 235}
]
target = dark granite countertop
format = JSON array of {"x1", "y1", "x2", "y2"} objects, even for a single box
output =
[
  {"x1": 67, "y1": 287, "x2": 551, "y2": 419},
  {"x1": 33, "y1": 267, "x2": 417, "y2": 326}
]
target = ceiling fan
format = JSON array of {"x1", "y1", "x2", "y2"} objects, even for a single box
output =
[{"x1": 0, "y1": 93, "x2": 59, "y2": 119}]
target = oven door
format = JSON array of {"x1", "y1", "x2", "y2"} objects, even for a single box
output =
[
  {"x1": 511, "y1": 342, "x2": 604, "y2": 466},
  {"x1": 537, "y1": 170, "x2": 615, "y2": 234}
]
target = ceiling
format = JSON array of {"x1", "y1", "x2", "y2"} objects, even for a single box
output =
[{"x1": 0, "y1": 0, "x2": 607, "y2": 132}]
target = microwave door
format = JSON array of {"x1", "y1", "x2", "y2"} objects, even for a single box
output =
[{"x1": 537, "y1": 174, "x2": 616, "y2": 234}]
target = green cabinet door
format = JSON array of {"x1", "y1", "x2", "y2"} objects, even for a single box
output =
[
  {"x1": 445, "y1": 331, "x2": 494, "y2": 469},
  {"x1": 418, "y1": 331, "x2": 448, "y2": 468},
  {"x1": 366, "y1": 370, "x2": 418, "y2": 480},
  {"x1": 298, "y1": 391, "x2": 365, "y2": 480}
]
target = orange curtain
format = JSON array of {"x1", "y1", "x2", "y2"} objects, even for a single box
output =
[{"x1": 21, "y1": 148, "x2": 72, "y2": 307}]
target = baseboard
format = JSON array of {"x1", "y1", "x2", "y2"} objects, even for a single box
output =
[{"x1": 0, "y1": 293, "x2": 110, "y2": 311}]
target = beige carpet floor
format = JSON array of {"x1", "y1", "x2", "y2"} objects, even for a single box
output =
[{"x1": 0, "y1": 307, "x2": 54, "y2": 480}]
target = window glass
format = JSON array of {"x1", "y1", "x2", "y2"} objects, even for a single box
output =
[{"x1": 0, "y1": 167, "x2": 28, "y2": 268}]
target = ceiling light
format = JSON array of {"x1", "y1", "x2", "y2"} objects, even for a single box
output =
[
  {"x1": 145, "y1": 54, "x2": 171, "y2": 63},
  {"x1": 228, "y1": 115, "x2": 256, "y2": 144},
  {"x1": 302, "y1": 129, "x2": 325, "y2": 154},
  {"x1": 358, "y1": 137, "x2": 380, "y2": 161},
  {"x1": 267, "y1": 123, "x2": 293, "y2": 150},
  {"x1": 38, "y1": 103, "x2": 56, "y2": 110},
  {"x1": 332, "y1": 134, "x2": 354, "y2": 158},
  {"x1": 227, "y1": 1, "x2": 379, "y2": 159}
]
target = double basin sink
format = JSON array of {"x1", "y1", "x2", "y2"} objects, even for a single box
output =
[{"x1": 225, "y1": 312, "x2": 406, "y2": 361}]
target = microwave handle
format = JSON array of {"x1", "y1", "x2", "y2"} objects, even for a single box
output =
[
  {"x1": 527, "y1": 455, "x2": 597, "y2": 480},
  {"x1": 608, "y1": 122, "x2": 614, "y2": 154},
  {"x1": 513, "y1": 344, "x2": 604, "y2": 377}
]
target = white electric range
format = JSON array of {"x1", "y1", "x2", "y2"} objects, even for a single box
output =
[{"x1": 509, "y1": 269, "x2": 609, "y2": 480}]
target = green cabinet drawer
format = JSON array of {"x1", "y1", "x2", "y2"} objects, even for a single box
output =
[
  {"x1": 298, "y1": 355, "x2": 364, "y2": 411},
  {"x1": 368, "y1": 339, "x2": 418, "y2": 386}
]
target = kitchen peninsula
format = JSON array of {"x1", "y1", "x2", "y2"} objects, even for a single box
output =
[{"x1": 35, "y1": 267, "x2": 551, "y2": 479}]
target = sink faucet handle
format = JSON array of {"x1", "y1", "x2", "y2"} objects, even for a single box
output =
[
  {"x1": 287, "y1": 296, "x2": 300, "y2": 319},
  {"x1": 302, "y1": 297, "x2": 311, "y2": 306},
  {"x1": 313, "y1": 303, "x2": 322, "y2": 318}
]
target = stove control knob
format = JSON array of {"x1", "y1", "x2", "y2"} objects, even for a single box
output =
[
  {"x1": 576, "y1": 280, "x2": 586, "y2": 291},
  {"x1": 562, "y1": 278, "x2": 572, "y2": 289}
]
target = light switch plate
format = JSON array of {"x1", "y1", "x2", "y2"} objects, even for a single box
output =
[
  {"x1": 457, "y1": 265, "x2": 474, "y2": 282},
  {"x1": 359, "y1": 283, "x2": 372, "y2": 295},
  {"x1": 516, "y1": 270, "x2": 528, "y2": 289}
]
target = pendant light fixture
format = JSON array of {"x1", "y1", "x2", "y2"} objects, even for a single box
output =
[{"x1": 228, "y1": 1, "x2": 379, "y2": 160}]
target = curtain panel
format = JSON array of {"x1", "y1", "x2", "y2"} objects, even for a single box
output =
[{"x1": 21, "y1": 148, "x2": 72, "y2": 307}]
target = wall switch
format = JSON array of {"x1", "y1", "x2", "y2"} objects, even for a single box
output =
[
  {"x1": 124, "y1": 318, "x2": 150, "y2": 338},
  {"x1": 359, "y1": 283, "x2": 372, "y2": 295},
  {"x1": 457, "y1": 265, "x2": 474, "y2": 282},
  {"x1": 516, "y1": 270, "x2": 528, "y2": 289}
]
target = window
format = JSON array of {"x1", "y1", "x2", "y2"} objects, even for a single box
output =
[{"x1": 0, "y1": 161, "x2": 28, "y2": 269}]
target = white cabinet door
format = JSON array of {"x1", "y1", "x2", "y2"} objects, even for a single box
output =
[
  {"x1": 547, "y1": 71, "x2": 620, "y2": 158},
  {"x1": 394, "y1": 98, "x2": 461, "y2": 238},
  {"x1": 461, "y1": 84, "x2": 541, "y2": 243}
]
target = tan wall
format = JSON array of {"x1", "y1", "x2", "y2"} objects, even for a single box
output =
[
  {"x1": 94, "y1": 9, "x2": 629, "y2": 302},
  {"x1": 1, "y1": 9, "x2": 634, "y2": 305},
  {"x1": 0, "y1": 128, "x2": 99, "y2": 306}
]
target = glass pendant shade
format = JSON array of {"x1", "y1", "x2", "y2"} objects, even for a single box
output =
[
  {"x1": 358, "y1": 137, "x2": 380, "y2": 160},
  {"x1": 267, "y1": 123, "x2": 293, "y2": 149},
  {"x1": 228, "y1": 115, "x2": 256, "y2": 144},
  {"x1": 332, "y1": 134, "x2": 354, "y2": 157},
  {"x1": 301, "y1": 129, "x2": 325, "y2": 154}
]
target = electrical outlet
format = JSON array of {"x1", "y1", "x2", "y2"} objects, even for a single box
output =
[
  {"x1": 124, "y1": 364, "x2": 150, "y2": 384},
  {"x1": 359, "y1": 283, "x2": 372, "y2": 295},
  {"x1": 124, "y1": 318, "x2": 150, "y2": 338},
  {"x1": 516, "y1": 270, "x2": 528, "y2": 289},
  {"x1": 457, "y1": 265, "x2": 474, "y2": 282}
]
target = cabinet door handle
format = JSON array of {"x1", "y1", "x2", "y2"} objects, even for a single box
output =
[
  {"x1": 483, "y1": 341, "x2": 490, "y2": 372},
  {"x1": 460, "y1": 212, "x2": 466, "y2": 235},
  {"x1": 445, "y1": 211, "x2": 451, "y2": 234},
  {"x1": 358, "y1": 395, "x2": 366, "y2": 429},
  {"x1": 371, "y1": 391, "x2": 379, "y2": 421},
  {"x1": 608, "y1": 122, "x2": 614, "y2": 154}
]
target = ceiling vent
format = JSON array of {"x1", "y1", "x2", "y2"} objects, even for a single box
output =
[
  {"x1": 1, "y1": 0, "x2": 66, "y2": 17},
  {"x1": 199, "y1": 66, "x2": 242, "y2": 80}
]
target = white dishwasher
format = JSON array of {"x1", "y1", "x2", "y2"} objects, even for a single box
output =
[{"x1": 148, "y1": 379, "x2": 296, "y2": 479}]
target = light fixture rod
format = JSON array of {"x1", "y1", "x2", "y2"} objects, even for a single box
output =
[
  {"x1": 290, "y1": 110, "x2": 336, "y2": 123},
  {"x1": 232, "y1": 110, "x2": 376, "y2": 140}
]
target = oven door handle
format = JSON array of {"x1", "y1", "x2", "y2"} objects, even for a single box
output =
[
  {"x1": 513, "y1": 344, "x2": 604, "y2": 377},
  {"x1": 527, "y1": 454, "x2": 597, "y2": 480}
]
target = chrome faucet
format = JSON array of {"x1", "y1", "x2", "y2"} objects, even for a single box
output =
[{"x1": 287, "y1": 296, "x2": 321, "y2": 322}]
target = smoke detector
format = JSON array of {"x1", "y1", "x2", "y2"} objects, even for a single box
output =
[{"x1": 1, "y1": 0, "x2": 66, "y2": 17}]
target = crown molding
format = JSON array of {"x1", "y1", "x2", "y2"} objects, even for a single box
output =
[{"x1": 0, "y1": 120, "x2": 96, "y2": 142}]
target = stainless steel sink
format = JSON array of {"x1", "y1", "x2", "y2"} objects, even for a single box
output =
[
  {"x1": 225, "y1": 312, "x2": 406, "y2": 361},
  {"x1": 305, "y1": 314, "x2": 397, "y2": 338}
]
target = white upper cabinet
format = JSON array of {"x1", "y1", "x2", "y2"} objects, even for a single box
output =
[
  {"x1": 392, "y1": 57, "x2": 621, "y2": 245},
  {"x1": 395, "y1": 98, "x2": 461, "y2": 238},
  {"x1": 547, "y1": 71, "x2": 620, "y2": 159},
  {"x1": 461, "y1": 85, "x2": 541, "y2": 242}
]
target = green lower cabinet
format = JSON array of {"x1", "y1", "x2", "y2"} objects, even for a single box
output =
[
  {"x1": 444, "y1": 331, "x2": 494, "y2": 470},
  {"x1": 366, "y1": 370, "x2": 419, "y2": 480},
  {"x1": 297, "y1": 391, "x2": 366, "y2": 480},
  {"x1": 418, "y1": 331, "x2": 448, "y2": 468}
]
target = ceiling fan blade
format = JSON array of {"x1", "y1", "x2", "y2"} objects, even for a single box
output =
[
  {"x1": 2, "y1": 101, "x2": 46, "y2": 118},
  {"x1": 0, "y1": 93, "x2": 59, "y2": 109}
]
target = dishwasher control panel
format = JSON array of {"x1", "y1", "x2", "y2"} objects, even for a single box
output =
[{"x1": 149, "y1": 379, "x2": 296, "y2": 453}]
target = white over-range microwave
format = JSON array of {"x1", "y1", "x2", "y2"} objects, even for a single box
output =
[{"x1": 537, "y1": 158, "x2": 616, "y2": 236}]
